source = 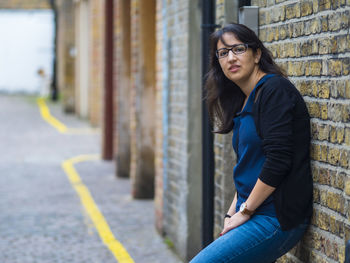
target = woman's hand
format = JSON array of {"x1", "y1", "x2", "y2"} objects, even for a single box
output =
[{"x1": 220, "y1": 212, "x2": 251, "y2": 236}]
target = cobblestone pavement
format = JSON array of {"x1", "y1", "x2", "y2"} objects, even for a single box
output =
[{"x1": 0, "y1": 95, "x2": 183, "y2": 263}]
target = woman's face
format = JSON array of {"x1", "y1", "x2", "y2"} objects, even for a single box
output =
[{"x1": 217, "y1": 33, "x2": 261, "y2": 85}]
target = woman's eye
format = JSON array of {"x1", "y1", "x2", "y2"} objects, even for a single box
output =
[
  {"x1": 220, "y1": 50, "x2": 228, "y2": 57},
  {"x1": 234, "y1": 46, "x2": 246, "y2": 53}
]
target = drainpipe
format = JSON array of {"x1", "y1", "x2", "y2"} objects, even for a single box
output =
[
  {"x1": 102, "y1": 0, "x2": 114, "y2": 160},
  {"x1": 201, "y1": 0, "x2": 217, "y2": 248},
  {"x1": 49, "y1": 0, "x2": 58, "y2": 101}
]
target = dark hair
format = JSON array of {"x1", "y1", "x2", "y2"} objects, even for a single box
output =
[{"x1": 205, "y1": 23, "x2": 286, "y2": 134}]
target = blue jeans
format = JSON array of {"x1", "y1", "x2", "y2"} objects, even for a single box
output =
[{"x1": 190, "y1": 215, "x2": 309, "y2": 263}]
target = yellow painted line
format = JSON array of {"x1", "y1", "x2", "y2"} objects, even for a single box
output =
[
  {"x1": 36, "y1": 98, "x2": 99, "y2": 134},
  {"x1": 37, "y1": 97, "x2": 67, "y2": 133},
  {"x1": 62, "y1": 154, "x2": 135, "y2": 263}
]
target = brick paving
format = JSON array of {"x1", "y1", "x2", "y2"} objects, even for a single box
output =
[{"x1": 0, "y1": 95, "x2": 182, "y2": 263}]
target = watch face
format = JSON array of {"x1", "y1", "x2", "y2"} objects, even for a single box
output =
[{"x1": 239, "y1": 203, "x2": 245, "y2": 212}]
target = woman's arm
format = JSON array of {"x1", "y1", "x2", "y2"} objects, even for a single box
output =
[
  {"x1": 220, "y1": 179, "x2": 275, "y2": 236},
  {"x1": 226, "y1": 192, "x2": 237, "y2": 216}
]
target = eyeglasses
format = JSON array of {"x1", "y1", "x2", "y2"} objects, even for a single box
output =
[{"x1": 216, "y1": 44, "x2": 249, "y2": 59}]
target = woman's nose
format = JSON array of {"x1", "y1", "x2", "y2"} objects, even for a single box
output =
[{"x1": 227, "y1": 50, "x2": 237, "y2": 61}]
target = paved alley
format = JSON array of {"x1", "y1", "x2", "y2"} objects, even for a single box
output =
[{"x1": 0, "y1": 95, "x2": 182, "y2": 263}]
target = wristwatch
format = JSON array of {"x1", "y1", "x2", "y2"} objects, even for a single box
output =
[{"x1": 239, "y1": 202, "x2": 255, "y2": 216}]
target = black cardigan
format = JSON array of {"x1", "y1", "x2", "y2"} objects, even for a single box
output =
[{"x1": 252, "y1": 75, "x2": 313, "y2": 230}]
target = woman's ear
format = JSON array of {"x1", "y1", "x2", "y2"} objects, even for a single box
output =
[{"x1": 254, "y1": 48, "x2": 262, "y2": 64}]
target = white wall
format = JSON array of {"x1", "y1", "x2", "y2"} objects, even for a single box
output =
[{"x1": 0, "y1": 10, "x2": 54, "y2": 94}]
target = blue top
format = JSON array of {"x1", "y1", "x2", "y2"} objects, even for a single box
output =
[{"x1": 232, "y1": 74, "x2": 276, "y2": 216}]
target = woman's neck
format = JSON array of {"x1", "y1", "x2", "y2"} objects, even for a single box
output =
[{"x1": 237, "y1": 69, "x2": 266, "y2": 98}]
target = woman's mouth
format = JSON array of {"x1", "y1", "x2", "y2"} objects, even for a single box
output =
[{"x1": 229, "y1": 65, "x2": 240, "y2": 72}]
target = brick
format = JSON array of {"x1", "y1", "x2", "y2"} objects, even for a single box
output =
[
  {"x1": 287, "y1": 61, "x2": 305, "y2": 76},
  {"x1": 343, "y1": 58, "x2": 349, "y2": 75},
  {"x1": 278, "y1": 25, "x2": 288, "y2": 40},
  {"x1": 337, "y1": 34, "x2": 349, "y2": 53},
  {"x1": 345, "y1": 128, "x2": 350, "y2": 146},
  {"x1": 327, "y1": 146, "x2": 340, "y2": 165},
  {"x1": 285, "y1": 2, "x2": 301, "y2": 19},
  {"x1": 328, "y1": 12, "x2": 342, "y2": 31},
  {"x1": 321, "y1": 144, "x2": 328, "y2": 161},
  {"x1": 270, "y1": 6, "x2": 286, "y2": 23},
  {"x1": 312, "y1": 0, "x2": 319, "y2": 13},
  {"x1": 346, "y1": 80, "x2": 350, "y2": 98},
  {"x1": 330, "y1": 126, "x2": 344, "y2": 144},
  {"x1": 340, "y1": 149, "x2": 349, "y2": 168},
  {"x1": 313, "y1": 187, "x2": 320, "y2": 203},
  {"x1": 318, "y1": 167, "x2": 331, "y2": 184},
  {"x1": 328, "y1": 102, "x2": 342, "y2": 121},
  {"x1": 328, "y1": 59, "x2": 343, "y2": 76},
  {"x1": 330, "y1": 171, "x2": 345, "y2": 190},
  {"x1": 321, "y1": 103, "x2": 328, "y2": 120},
  {"x1": 305, "y1": 60, "x2": 322, "y2": 76},
  {"x1": 342, "y1": 104, "x2": 350, "y2": 122},
  {"x1": 307, "y1": 101, "x2": 320, "y2": 118},
  {"x1": 327, "y1": 191, "x2": 345, "y2": 213},
  {"x1": 321, "y1": 15, "x2": 329, "y2": 32},
  {"x1": 301, "y1": 1, "x2": 313, "y2": 16},
  {"x1": 318, "y1": 81, "x2": 330, "y2": 98},
  {"x1": 292, "y1": 21, "x2": 304, "y2": 37},
  {"x1": 345, "y1": 178, "x2": 350, "y2": 196},
  {"x1": 319, "y1": 0, "x2": 332, "y2": 11},
  {"x1": 319, "y1": 37, "x2": 330, "y2": 54}
]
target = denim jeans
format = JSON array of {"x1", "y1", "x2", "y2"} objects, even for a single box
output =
[{"x1": 190, "y1": 215, "x2": 309, "y2": 263}]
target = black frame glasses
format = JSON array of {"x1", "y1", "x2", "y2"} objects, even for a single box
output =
[{"x1": 216, "y1": 44, "x2": 249, "y2": 59}]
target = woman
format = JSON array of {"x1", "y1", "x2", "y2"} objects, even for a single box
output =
[{"x1": 190, "y1": 23, "x2": 313, "y2": 263}]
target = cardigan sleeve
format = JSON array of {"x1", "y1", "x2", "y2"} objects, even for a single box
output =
[{"x1": 258, "y1": 78, "x2": 296, "y2": 187}]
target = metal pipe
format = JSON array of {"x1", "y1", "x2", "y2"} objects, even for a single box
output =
[
  {"x1": 102, "y1": 0, "x2": 114, "y2": 160},
  {"x1": 201, "y1": 0, "x2": 217, "y2": 248}
]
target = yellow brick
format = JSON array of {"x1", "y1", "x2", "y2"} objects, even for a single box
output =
[
  {"x1": 278, "y1": 26, "x2": 287, "y2": 40},
  {"x1": 320, "y1": 189, "x2": 327, "y2": 205},
  {"x1": 343, "y1": 58, "x2": 349, "y2": 75},
  {"x1": 316, "y1": 211, "x2": 329, "y2": 231},
  {"x1": 319, "y1": 0, "x2": 331, "y2": 11},
  {"x1": 310, "y1": 18, "x2": 322, "y2": 34},
  {"x1": 312, "y1": 0, "x2": 319, "y2": 13},
  {"x1": 285, "y1": 2, "x2": 301, "y2": 19},
  {"x1": 346, "y1": 80, "x2": 350, "y2": 98},
  {"x1": 318, "y1": 82, "x2": 330, "y2": 98},
  {"x1": 307, "y1": 102, "x2": 320, "y2": 118},
  {"x1": 321, "y1": 144, "x2": 328, "y2": 162},
  {"x1": 345, "y1": 179, "x2": 350, "y2": 196},
  {"x1": 327, "y1": 147, "x2": 340, "y2": 165},
  {"x1": 306, "y1": 60, "x2": 322, "y2": 76},
  {"x1": 301, "y1": 1, "x2": 313, "y2": 16},
  {"x1": 345, "y1": 128, "x2": 350, "y2": 146},
  {"x1": 319, "y1": 37, "x2": 330, "y2": 54},
  {"x1": 340, "y1": 150, "x2": 349, "y2": 168},
  {"x1": 339, "y1": 245, "x2": 345, "y2": 263},
  {"x1": 327, "y1": 191, "x2": 344, "y2": 213},
  {"x1": 321, "y1": 104, "x2": 328, "y2": 120}
]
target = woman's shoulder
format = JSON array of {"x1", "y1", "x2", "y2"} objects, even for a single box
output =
[{"x1": 259, "y1": 74, "x2": 302, "y2": 101}]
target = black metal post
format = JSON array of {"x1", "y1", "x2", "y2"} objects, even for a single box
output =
[
  {"x1": 49, "y1": 0, "x2": 58, "y2": 101},
  {"x1": 201, "y1": 0, "x2": 216, "y2": 248}
]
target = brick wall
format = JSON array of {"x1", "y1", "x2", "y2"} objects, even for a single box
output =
[
  {"x1": 89, "y1": 0, "x2": 104, "y2": 126},
  {"x1": 214, "y1": 1, "x2": 350, "y2": 262},
  {"x1": 56, "y1": 0, "x2": 75, "y2": 113},
  {"x1": 155, "y1": 0, "x2": 202, "y2": 260},
  {"x1": 0, "y1": 0, "x2": 50, "y2": 9}
]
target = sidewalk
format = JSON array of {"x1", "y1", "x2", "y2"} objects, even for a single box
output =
[{"x1": 0, "y1": 95, "x2": 183, "y2": 263}]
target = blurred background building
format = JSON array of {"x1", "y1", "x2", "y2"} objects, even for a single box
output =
[{"x1": 1, "y1": 0, "x2": 349, "y2": 262}]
